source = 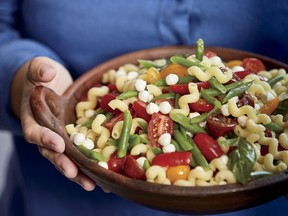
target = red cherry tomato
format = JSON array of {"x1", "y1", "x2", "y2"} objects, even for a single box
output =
[
  {"x1": 132, "y1": 101, "x2": 151, "y2": 122},
  {"x1": 194, "y1": 132, "x2": 223, "y2": 161},
  {"x1": 241, "y1": 58, "x2": 266, "y2": 74},
  {"x1": 234, "y1": 70, "x2": 255, "y2": 79},
  {"x1": 170, "y1": 82, "x2": 210, "y2": 95},
  {"x1": 100, "y1": 93, "x2": 120, "y2": 114},
  {"x1": 108, "y1": 156, "x2": 125, "y2": 174},
  {"x1": 123, "y1": 155, "x2": 146, "y2": 180},
  {"x1": 206, "y1": 113, "x2": 237, "y2": 138},
  {"x1": 189, "y1": 98, "x2": 215, "y2": 113},
  {"x1": 236, "y1": 93, "x2": 255, "y2": 108},
  {"x1": 104, "y1": 112, "x2": 124, "y2": 132},
  {"x1": 148, "y1": 113, "x2": 174, "y2": 147},
  {"x1": 151, "y1": 152, "x2": 192, "y2": 167}
]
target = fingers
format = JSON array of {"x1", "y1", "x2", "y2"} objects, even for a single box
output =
[
  {"x1": 39, "y1": 146, "x2": 96, "y2": 191},
  {"x1": 27, "y1": 57, "x2": 57, "y2": 84}
]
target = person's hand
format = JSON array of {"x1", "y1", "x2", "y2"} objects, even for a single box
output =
[{"x1": 11, "y1": 56, "x2": 96, "y2": 191}]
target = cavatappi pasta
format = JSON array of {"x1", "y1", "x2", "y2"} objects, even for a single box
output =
[{"x1": 66, "y1": 39, "x2": 288, "y2": 186}]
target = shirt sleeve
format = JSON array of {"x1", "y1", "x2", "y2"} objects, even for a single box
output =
[{"x1": 0, "y1": 1, "x2": 65, "y2": 134}]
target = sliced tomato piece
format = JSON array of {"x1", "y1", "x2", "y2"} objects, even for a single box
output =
[
  {"x1": 166, "y1": 165, "x2": 190, "y2": 183},
  {"x1": 194, "y1": 132, "x2": 223, "y2": 161},
  {"x1": 160, "y1": 63, "x2": 188, "y2": 78},
  {"x1": 236, "y1": 93, "x2": 255, "y2": 108},
  {"x1": 170, "y1": 82, "x2": 210, "y2": 95},
  {"x1": 104, "y1": 112, "x2": 124, "y2": 132},
  {"x1": 100, "y1": 93, "x2": 120, "y2": 114},
  {"x1": 241, "y1": 58, "x2": 266, "y2": 74},
  {"x1": 206, "y1": 113, "x2": 237, "y2": 138},
  {"x1": 259, "y1": 96, "x2": 279, "y2": 115},
  {"x1": 148, "y1": 113, "x2": 174, "y2": 147},
  {"x1": 189, "y1": 98, "x2": 214, "y2": 113},
  {"x1": 132, "y1": 101, "x2": 151, "y2": 122},
  {"x1": 108, "y1": 157, "x2": 126, "y2": 174},
  {"x1": 123, "y1": 155, "x2": 146, "y2": 180},
  {"x1": 146, "y1": 67, "x2": 161, "y2": 84},
  {"x1": 151, "y1": 152, "x2": 192, "y2": 167}
]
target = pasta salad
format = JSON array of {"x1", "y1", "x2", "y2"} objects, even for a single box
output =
[{"x1": 66, "y1": 39, "x2": 288, "y2": 186}]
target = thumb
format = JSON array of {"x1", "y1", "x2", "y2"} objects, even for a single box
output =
[{"x1": 27, "y1": 57, "x2": 57, "y2": 84}]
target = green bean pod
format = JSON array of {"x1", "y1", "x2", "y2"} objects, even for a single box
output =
[
  {"x1": 196, "y1": 38, "x2": 204, "y2": 61},
  {"x1": 76, "y1": 145, "x2": 107, "y2": 162},
  {"x1": 138, "y1": 59, "x2": 164, "y2": 69},
  {"x1": 170, "y1": 112, "x2": 206, "y2": 133},
  {"x1": 170, "y1": 55, "x2": 207, "y2": 71},
  {"x1": 189, "y1": 137, "x2": 211, "y2": 170},
  {"x1": 201, "y1": 89, "x2": 222, "y2": 108},
  {"x1": 267, "y1": 75, "x2": 284, "y2": 87},
  {"x1": 209, "y1": 77, "x2": 227, "y2": 93},
  {"x1": 173, "y1": 129, "x2": 193, "y2": 151},
  {"x1": 117, "y1": 110, "x2": 133, "y2": 158},
  {"x1": 222, "y1": 81, "x2": 253, "y2": 103},
  {"x1": 265, "y1": 122, "x2": 283, "y2": 133},
  {"x1": 152, "y1": 92, "x2": 176, "y2": 102},
  {"x1": 117, "y1": 90, "x2": 138, "y2": 100}
]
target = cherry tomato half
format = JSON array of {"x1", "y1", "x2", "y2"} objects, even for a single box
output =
[
  {"x1": 146, "y1": 67, "x2": 161, "y2": 84},
  {"x1": 194, "y1": 132, "x2": 223, "y2": 161},
  {"x1": 206, "y1": 113, "x2": 237, "y2": 138},
  {"x1": 204, "y1": 51, "x2": 217, "y2": 58},
  {"x1": 236, "y1": 93, "x2": 255, "y2": 108},
  {"x1": 189, "y1": 98, "x2": 215, "y2": 113},
  {"x1": 123, "y1": 155, "x2": 146, "y2": 180},
  {"x1": 108, "y1": 156, "x2": 125, "y2": 174},
  {"x1": 241, "y1": 58, "x2": 266, "y2": 74},
  {"x1": 166, "y1": 165, "x2": 190, "y2": 183},
  {"x1": 100, "y1": 93, "x2": 120, "y2": 114},
  {"x1": 259, "y1": 96, "x2": 279, "y2": 115},
  {"x1": 132, "y1": 101, "x2": 151, "y2": 122},
  {"x1": 104, "y1": 112, "x2": 124, "y2": 132},
  {"x1": 170, "y1": 82, "x2": 210, "y2": 95},
  {"x1": 151, "y1": 152, "x2": 192, "y2": 167},
  {"x1": 148, "y1": 113, "x2": 174, "y2": 147},
  {"x1": 160, "y1": 63, "x2": 188, "y2": 78}
]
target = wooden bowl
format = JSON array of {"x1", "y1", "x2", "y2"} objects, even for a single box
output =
[{"x1": 30, "y1": 46, "x2": 288, "y2": 215}]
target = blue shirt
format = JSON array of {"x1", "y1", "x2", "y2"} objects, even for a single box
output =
[{"x1": 0, "y1": 0, "x2": 288, "y2": 215}]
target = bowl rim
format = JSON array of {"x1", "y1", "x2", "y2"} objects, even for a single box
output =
[{"x1": 54, "y1": 45, "x2": 288, "y2": 214}]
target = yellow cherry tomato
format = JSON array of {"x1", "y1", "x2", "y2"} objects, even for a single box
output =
[
  {"x1": 160, "y1": 63, "x2": 188, "y2": 78},
  {"x1": 225, "y1": 60, "x2": 243, "y2": 69},
  {"x1": 260, "y1": 96, "x2": 279, "y2": 115},
  {"x1": 166, "y1": 165, "x2": 190, "y2": 183},
  {"x1": 146, "y1": 67, "x2": 161, "y2": 84}
]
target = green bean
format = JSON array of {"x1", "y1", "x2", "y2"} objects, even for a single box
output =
[
  {"x1": 117, "y1": 110, "x2": 133, "y2": 158},
  {"x1": 171, "y1": 139, "x2": 182, "y2": 152},
  {"x1": 153, "y1": 78, "x2": 167, "y2": 87},
  {"x1": 106, "y1": 138, "x2": 118, "y2": 146},
  {"x1": 82, "y1": 108, "x2": 105, "y2": 128},
  {"x1": 151, "y1": 92, "x2": 176, "y2": 102},
  {"x1": 267, "y1": 75, "x2": 284, "y2": 87},
  {"x1": 128, "y1": 134, "x2": 141, "y2": 151},
  {"x1": 265, "y1": 122, "x2": 283, "y2": 133},
  {"x1": 138, "y1": 59, "x2": 164, "y2": 69},
  {"x1": 201, "y1": 88, "x2": 221, "y2": 97},
  {"x1": 151, "y1": 147, "x2": 162, "y2": 155},
  {"x1": 196, "y1": 38, "x2": 204, "y2": 61},
  {"x1": 225, "y1": 81, "x2": 243, "y2": 91},
  {"x1": 143, "y1": 159, "x2": 151, "y2": 170},
  {"x1": 173, "y1": 129, "x2": 193, "y2": 151},
  {"x1": 189, "y1": 137, "x2": 211, "y2": 170},
  {"x1": 117, "y1": 90, "x2": 138, "y2": 100},
  {"x1": 209, "y1": 77, "x2": 227, "y2": 93},
  {"x1": 190, "y1": 107, "x2": 218, "y2": 124},
  {"x1": 222, "y1": 81, "x2": 253, "y2": 103},
  {"x1": 76, "y1": 145, "x2": 107, "y2": 162},
  {"x1": 201, "y1": 89, "x2": 222, "y2": 108},
  {"x1": 175, "y1": 93, "x2": 180, "y2": 109},
  {"x1": 250, "y1": 171, "x2": 272, "y2": 180},
  {"x1": 170, "y1": 112, "x2": 207, "y2": 133},
  {"x1": 139, "y1": 136, "x2": 149, "y2": 144},
  {"x1": 178, "y1": 75, "x2": 197, "y2": 84},
  {"x1": 170, "y1": 55, "x2": 207, "y2": 71},
  {"x1": 137, "y1": 121, "x2": 148, "y2": 133}
]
